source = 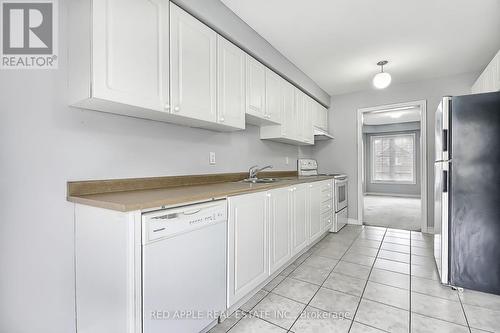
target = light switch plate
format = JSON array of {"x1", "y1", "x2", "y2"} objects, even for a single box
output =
[{"x1": 209, "y1": 152, "x2": 216, "y2": 165}]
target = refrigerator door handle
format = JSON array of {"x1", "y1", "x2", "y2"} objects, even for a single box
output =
[
  {"x1": 442, "y1": 129, "x2": 448, "y2": 152},
  {"x1": 443, "y1": 170, "x2": 448, "y2": 193}
]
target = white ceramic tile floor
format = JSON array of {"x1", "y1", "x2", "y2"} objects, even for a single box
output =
[{"x1": 210, "y1": 225, "x2": 500, "y2": 333}]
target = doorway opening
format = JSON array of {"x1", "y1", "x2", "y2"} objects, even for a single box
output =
[{"x1": 357, "y1": 100, "x2": 427, "y2": 231}]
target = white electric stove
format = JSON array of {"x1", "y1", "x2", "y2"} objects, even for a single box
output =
[{"x1": 298, "y1": 159, "x2": 348, "y2": 232}]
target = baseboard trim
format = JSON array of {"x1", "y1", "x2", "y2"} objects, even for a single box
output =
[
  {"x1": 364, "y1": 192, "x2": 420, "y2": 198},
  {"x1": 347, "y1": 218, "x2": 362, "y2": 225}
]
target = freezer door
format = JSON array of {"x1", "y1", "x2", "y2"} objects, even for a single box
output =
[
  {"x1": 449, "y1": 92, "x2": 500, "y2": 294},
  {"x1": 434, "y1": 161, "x2": 449, "y2": 285},
  {"x1": 435, "y1": 97, "x2": 451, "y2": 162}
]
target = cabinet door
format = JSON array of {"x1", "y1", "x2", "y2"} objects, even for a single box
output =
[
  {"x1": 303, "y1": 97, "x2": 315, "y2": 144},
  {"x1": 292, "y1": 185, "x2": 308, "y2": 255},
  {"x1": 282, "y1": 81, "x2": 296, "y2": 138},
  {"x1": 92, "y1": 0, "x2": 167, "y2": 111},
  {"x1": 308, "y1": 183, "x2": 322, "y2": 243},
  {"x1": 315, "y1": 104, "x2": 328, "y2": 131},
  {"x1": 312, "y1": 102, "x2": 321, "y2": 128},
  {"x1": 227, "y1": 192, "x2": 269, "y2": 307},
  {"x1": 295, "y1": 90, "x2": 305, "y2": 141},
  {"x1": 268, "y1": 188, "x2": 291, "y2": 274},
  {"x1": 246, "y1": 56, "x2": 266, "y2": 118},
  {"x1": 217, "y1": 36, "x2": 245, "y2": 129},
  {"x1": 322, "y1": 106, "x2": 329, "y2": 130},
  {"x1": 170, "y1": 4, "x2": 217, "y2": 122},
  {"x1": 265, "y1": 69, "x2": 283, "y2": 124}
]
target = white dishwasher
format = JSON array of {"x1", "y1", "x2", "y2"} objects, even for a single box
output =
[{"x1": 142, "y1": 200, "x2": 227, "y2": 333}]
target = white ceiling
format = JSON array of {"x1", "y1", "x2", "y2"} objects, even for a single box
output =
[
  {"x1": 221, "y1": 0, "x2": 500, "y2": 95},
  {"x1": 363, "y1": 107, "x2": 421, "y2": 125}
]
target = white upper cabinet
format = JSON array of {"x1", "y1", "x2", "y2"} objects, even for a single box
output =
[
  {"x1": 283, "y1": 81, "x2": 298, "y2": 139},
  {"x1": 313, "y1": 104, "x2": 328, "y2": 131},
  {"x1": 264, "y1": 69, "x2": 283, "y2": 124},
  {"x1": 268, "y1": 188, "x2": 291, "y2": 274},
  {"x1": 260, "y1": 85, "x2": 317, "y2": 145},
  {"x1": 246, "y1": 56, "x2": 273, "y2": 125},
  {"x1": 296, "y1": 90, "x2": 314, "y2": 145},
  {"x1": 69, "y1": 0, "x2": 325, "y2": 138},
  {"x1": 69, "y1": 0, "x2": 168, "y2": 112},
  {"x1": 303, "y1": 96, "x2": 315, "y2": 144},
  {"x1": 472, "y1": 50, "x2": 500, "y2": 94},
  {"x1": 217, "y1": 36, "x2": 246, "y2": 130},
  {"x1": 170, "y1": 4, "x2": 217, "y2": 123}
]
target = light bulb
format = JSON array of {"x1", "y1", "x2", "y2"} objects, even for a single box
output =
[{"x1": 373, "y1": 72, "x2": 392, "y2": 89}]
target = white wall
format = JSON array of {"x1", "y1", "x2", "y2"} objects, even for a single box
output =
[
  {"x1": 0, "y1": 2, "x2": 316, "y2": 332},
  {"x1": 313, "y1": 72, "x2": 478, "y2": 227}
]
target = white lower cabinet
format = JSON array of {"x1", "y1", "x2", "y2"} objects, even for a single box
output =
[
  {"x1": 268, "y1": 188, "x2": 292, "y2": 274},
  {"x1": 227, "y1": 192, "x2": 269, "y2": 307},
  {"x1": 291, "y1": 184, "x2": 309, "y2": 256},
  {"x1": 227, "y1": 180, "x2": 333, "y2": 308},
  {"x1": 308, "y1": 183, "x2": 323, "y2": 243}
]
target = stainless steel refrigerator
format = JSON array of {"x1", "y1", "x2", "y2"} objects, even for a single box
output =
[{"x1": 434, "y1": 91, "x2": 500, "y2": 294}]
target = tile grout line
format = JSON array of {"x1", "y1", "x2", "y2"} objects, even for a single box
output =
[
  {"x1": 347, "y1": 227, "x2": 388, "y2": 333},
  {"x1": 456, "y1": 291, "x2": 472, "y2": 333},
  {"x1": 225, "y1": 248, "x2": 317, "y2": 332},
  {"x1": 232, "y1": 231, "x2": 351, "y2": 332},
  {"x1": 222, "y1": 228, "x2": 467, "y2": 333},
  {"x1": 285, "y1": 227, "x2": 365, "y2": 332}
]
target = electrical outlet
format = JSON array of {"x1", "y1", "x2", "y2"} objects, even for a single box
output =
[{"x1": 209, "y1": 152, "x2": 216, "y2": 165}]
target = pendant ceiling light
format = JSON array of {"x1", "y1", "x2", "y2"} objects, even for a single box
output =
[{"x1": 373, "y1": 60, "x2": 392, "y2": 89}]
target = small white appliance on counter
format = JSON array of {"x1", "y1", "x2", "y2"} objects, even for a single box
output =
[
  {"x1": 297, "y1": 159, "x2": 348, "y2": 232},
  {"x1": 142, "y1": 200, "x2": 227, "y2": 333}
]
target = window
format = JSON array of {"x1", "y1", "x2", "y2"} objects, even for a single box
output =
[{"x1": 371, "y1": 133, "x2": 416, "y2": 184}]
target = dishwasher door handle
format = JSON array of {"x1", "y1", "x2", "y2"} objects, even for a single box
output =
[{"x1": 183, "y1": 209, "x2": 202, "y2": 215}]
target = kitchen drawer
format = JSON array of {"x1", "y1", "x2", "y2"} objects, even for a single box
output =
[
  {"x1": 321, "y1": 201, "x2": 333, "y2": 214},
  {"x1": 321, "y1": 192, "x2": 332, "y2": 204},
  {"x1": 321, "y1": 211, "x2": 333, "y2": 231}
]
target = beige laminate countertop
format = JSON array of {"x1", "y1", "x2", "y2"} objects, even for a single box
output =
[{"x1": 67, "y1": 176, "x2": 335, "y2": 212}]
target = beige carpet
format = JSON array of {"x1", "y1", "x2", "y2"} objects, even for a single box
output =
[{"x1": 363, "y1": 195, "x2": 422, "y2": 231}]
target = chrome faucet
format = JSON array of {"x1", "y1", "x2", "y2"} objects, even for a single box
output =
[{"x1": 248, "y1": 165, "x2": 273, "y2": 180}]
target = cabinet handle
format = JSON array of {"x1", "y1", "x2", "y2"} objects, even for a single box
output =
[
  {"x1": 164, "y1": 104, "x2": 171, "y2": 111},
  {"x1": 220, "y1": 116, "x2": 225, "y2": 122},
  {"x1": 173, "y1": 106, "x2": 180, "y2": 112}
]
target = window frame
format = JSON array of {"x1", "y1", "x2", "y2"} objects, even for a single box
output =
[{"x1": 370, "y1": 132, "x2": 417, "y2": 185}]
